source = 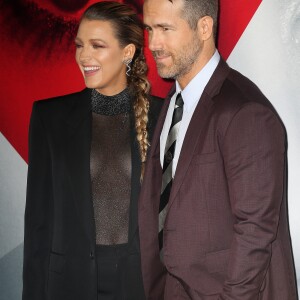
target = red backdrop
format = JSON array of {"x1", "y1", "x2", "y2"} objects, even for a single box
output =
[{"x1": 0, "y1": 0, "x2": 261, "y2": 162}]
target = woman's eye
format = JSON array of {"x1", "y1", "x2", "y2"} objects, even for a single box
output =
[{"x1": 92, "y1": 44, "x2": 104, "y2": 49}]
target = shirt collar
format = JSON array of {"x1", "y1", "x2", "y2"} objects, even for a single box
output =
[{"x1": 175, "y1": 50, "x2": 220, "y2": 112}]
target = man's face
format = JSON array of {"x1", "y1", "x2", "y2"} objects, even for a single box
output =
[{"x1": 143, "y1": 0, "x2": 202, "y2": 82}]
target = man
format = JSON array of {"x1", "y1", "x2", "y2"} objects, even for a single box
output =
[{"x1": 138, "y1": 0, "x2": 298, "y2": 299}]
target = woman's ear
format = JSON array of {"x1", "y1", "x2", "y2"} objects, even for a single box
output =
[{"x1": 123, "y1": 43, "x2": 136, "y2": 62}]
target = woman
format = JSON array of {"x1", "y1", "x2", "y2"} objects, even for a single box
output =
[{"x1": 22, "y1": 2, "x2": 162, "y2": 300}]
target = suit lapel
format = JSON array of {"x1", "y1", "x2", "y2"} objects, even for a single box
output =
[
  {"x1": 167, "y1": 59, "x2": 231, "y2": 209},
  {"x1": 64, "y1": 88, "x2": 95, "y2": 244},
  {"x1": 167, "y1": 91, "x2": 215, "y2": 208}
]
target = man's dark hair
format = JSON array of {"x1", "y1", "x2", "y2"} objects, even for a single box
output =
[{"x1": 169, "y1": 0, "x2": 219, "y2": 39}]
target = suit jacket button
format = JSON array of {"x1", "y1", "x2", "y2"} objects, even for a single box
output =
[{"x1": 90, "y1": 251, "x2": 94, "y2": 259}]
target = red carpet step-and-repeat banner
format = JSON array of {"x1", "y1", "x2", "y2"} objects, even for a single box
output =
[{"x1": 0, "y1": 0, "x2": 299, "y2": 298}]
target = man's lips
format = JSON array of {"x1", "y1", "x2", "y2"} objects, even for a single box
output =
[
  {"x1": 152, "y1": 52, "x2": 171, "y2": 63},
  {"x1": 155, "y1": 55, "x2": 169, "y2": 60}
]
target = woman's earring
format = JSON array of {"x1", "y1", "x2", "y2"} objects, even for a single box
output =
[{"x1": 124, "y1": 58, "x2": 132, "y2": 76}]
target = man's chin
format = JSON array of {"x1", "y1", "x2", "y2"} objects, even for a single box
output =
[{"x1": 157, "y1": 66, "x2": 176, "y2": 80}]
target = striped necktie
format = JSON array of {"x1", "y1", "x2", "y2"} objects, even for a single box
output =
[{"x1": 159, "y1": 92, "x2": 184, "y2": 252}]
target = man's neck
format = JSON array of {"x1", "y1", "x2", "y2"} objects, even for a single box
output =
[{"x1": 178, "y1": 46, "x2": 216, "y2": 90}]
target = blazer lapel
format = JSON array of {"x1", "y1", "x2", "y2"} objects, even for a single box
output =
[
  {"x1": 168, "y1": 59, "x2": 231, "y2": 209},
  {"x1": 128, "y1": 111, "x2": 142, "y2": 245},
  {"x1": 64, "y1": 88, "x2": 95, "y2": 244}
]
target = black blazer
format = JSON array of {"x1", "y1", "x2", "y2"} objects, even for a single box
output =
[{"x1": 22, "y1": 88, "x2": 163, "y2": 300}]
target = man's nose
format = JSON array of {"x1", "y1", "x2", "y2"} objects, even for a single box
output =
[{"x1": 148, "y1": 30, "x2": 162, "y2": 52}]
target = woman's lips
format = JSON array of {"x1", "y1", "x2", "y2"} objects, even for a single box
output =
[{"x1": 83, "y1": 66, "x2": 100, "y2": 77}]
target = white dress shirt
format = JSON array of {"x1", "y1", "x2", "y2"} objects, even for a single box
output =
[{"x1": 160, "y1": 50, "x2": 220, "y2": 176}]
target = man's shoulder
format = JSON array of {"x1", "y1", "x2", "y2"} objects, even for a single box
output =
[
  {"x1": 212, "y1": 66, "x2": 284, "y2": 132},
  {"x1": 218, "y1": 66, "x2": 274, "y2": 112}
]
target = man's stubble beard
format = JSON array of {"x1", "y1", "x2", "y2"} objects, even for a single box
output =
[{"x1": 153, "y1": 33, "x2": 202, "y2": 80}]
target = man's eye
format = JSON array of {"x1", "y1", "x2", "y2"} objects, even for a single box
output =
[{"x1": 162, "y1": 27, "x2": 170, "y2": 31}]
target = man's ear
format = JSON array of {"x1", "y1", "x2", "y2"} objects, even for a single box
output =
[{"x1": 197, "y1": 16, "x2": 214, "y2": 41}]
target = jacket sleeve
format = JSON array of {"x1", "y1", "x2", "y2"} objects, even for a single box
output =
[
  {"x1": 22, "y1": 102, "x2": 53, "y2": 300},
  {"x1": 219, "y1": 103, "x2": 286, "y2": 299}
]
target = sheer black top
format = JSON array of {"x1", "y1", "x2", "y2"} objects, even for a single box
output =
[{"x1": 90, "y1": 88, "x2": 132, "y2": 245}]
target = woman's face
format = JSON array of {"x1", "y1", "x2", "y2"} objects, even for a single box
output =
[{"x1": 75, "y1": 19, "x2": 129, "y2": 95}]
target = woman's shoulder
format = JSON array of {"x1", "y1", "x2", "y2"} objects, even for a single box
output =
[
  {"x1": 34, "y1": 88, "x2": 90, "y2": 110},
  {"x1": 31, "y1": 88, "x2": 91, "y2": 126}
]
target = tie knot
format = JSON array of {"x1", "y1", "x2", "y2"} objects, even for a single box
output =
[{"x1": 175, "y1": 93, "x2": 184, "y2": 107}]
